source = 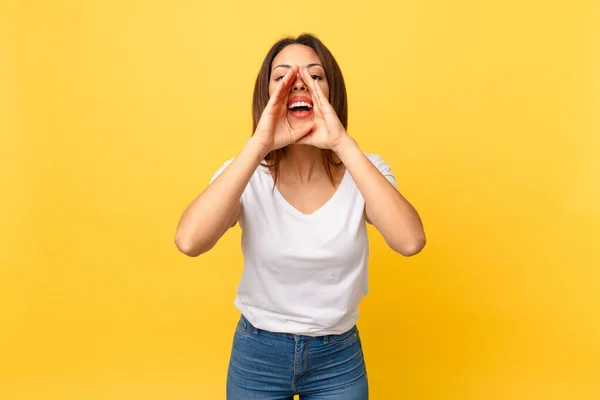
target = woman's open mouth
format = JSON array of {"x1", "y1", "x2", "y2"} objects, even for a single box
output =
[{"x1": 287, "y1": 96, "x2": 313, "y2": 119}]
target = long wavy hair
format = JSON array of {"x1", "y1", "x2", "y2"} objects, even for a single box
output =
[{"x1": 252, "y1": 33, "x2": 348, "y2": 185}]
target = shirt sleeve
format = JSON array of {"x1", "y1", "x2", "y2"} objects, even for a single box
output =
[{"x1": 365, "y1": 153, "x2": 398, "y2": 189}]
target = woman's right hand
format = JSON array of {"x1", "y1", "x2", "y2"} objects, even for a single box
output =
[{"x1": 251, "y1": 65, "x2": 315, "y2": 156}]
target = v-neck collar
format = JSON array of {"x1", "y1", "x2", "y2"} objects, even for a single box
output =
[{"x1": 270, "y1": 168, "x2": 349, "y2": 218}]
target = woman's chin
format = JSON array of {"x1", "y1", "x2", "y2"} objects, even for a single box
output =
[{"x1": 287, "y1": 112, "x2": 314, "y2": 131}]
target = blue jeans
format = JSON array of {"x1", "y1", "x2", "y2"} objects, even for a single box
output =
[{"x1": 226, "y1": 314, "x2": 369, "y2": 399}]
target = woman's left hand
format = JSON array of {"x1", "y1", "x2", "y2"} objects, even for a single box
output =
[{"x1": 294, "y1": 67, "x2": 350, "y2": 152}]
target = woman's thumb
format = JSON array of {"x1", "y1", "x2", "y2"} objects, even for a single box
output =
[{"x1": 293, "y1": 121, "x2": 315, "y2": 140}]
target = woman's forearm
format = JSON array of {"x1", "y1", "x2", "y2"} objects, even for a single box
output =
[
  {"x1": 174, "y1": 139, "x2": 266, "y2": 257},
  {"x1": 335, "y1": 136, "x2": 426, "y2": 256}
]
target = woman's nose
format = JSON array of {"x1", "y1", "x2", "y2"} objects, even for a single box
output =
[{"x1": 292, "y1": 75, "x2": 306, "y2": 91}]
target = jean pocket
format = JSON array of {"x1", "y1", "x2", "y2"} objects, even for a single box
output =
[
  {"x1": 235, "y1": 315, "x2": 252, "y2": 336},
  {"x1": 328, "y1": 326, "x2": 358, "y2": 344}
]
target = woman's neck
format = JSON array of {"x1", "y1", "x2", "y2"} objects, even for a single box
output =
[{"x1": 280, "y1": 145, "x2": 325, "y2": 183}]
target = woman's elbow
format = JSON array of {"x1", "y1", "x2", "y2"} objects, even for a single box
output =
[
  {"x1": 391, "y1": 234, "x2": 426, "y2": 257},
  {"x1": 174, "y1": 231, "x2": 212, "y2": 257}
]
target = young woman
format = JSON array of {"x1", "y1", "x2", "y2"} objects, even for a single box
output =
[{"x1": 175, "y1": 33, "x2": 425, "y2": 400}]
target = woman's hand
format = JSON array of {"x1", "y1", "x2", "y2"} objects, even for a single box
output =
[
  {"x1": 251, "y1": 65, "x2": 315, "y2": 157},
  {"x1": 295, "y1": 67, "x2": 350, "y2": 152}
]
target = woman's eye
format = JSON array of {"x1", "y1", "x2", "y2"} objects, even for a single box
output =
[
  {"x1": 311, "y1": 75, "x2": 321, "y2": 80},
  {"x1": 274, "y1": 76, "x2": 284, "y2": 82}
]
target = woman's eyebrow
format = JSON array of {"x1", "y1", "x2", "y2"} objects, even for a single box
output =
[
  {"x1": 272, "y1": 64, "x2": 292, "y2": 71},
  {"x1": 272, "y1": 63, "x2": 324, "y2": 72}
]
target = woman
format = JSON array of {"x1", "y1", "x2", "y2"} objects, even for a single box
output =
[{"x1": 175, "y1": 33, "x2": 425, "y2": 400}]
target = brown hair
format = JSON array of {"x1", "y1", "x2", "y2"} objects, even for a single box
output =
[{"x1": 252, "y1": 33, "x2": 348, "y2": 185}]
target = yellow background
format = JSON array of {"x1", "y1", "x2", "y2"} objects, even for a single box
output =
[{"x1": 1, "y1": 0, "x2": 599, "y2": 399}]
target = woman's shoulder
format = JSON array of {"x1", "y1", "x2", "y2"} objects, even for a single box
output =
[
  {"x1": 209, "y1": 158, "x2": 235, "y2": 184},
  {"x1": 363, "y1": 152, "x2": 391, "y2": 168},
  {"x1": 362, "y1": 153, "x2": 398, "y2": 188},
  {"x1": 210, "y1": 157, "x2": 271, "y2": 184},
  {"x1": 364, "y1": 152, "x2": 384, "y2": 162}
]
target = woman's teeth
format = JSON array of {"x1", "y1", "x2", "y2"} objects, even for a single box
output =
[{"x1": 288, "y1": 101, "x2": 313, "y2": 110}]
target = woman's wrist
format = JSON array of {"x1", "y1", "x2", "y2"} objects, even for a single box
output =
[
  {"x1": 244, "y1": 137, "x2": 271, "y2": 164},
  {"x1": 331, "y1": 133, "x2": 358, "y2": 158}
]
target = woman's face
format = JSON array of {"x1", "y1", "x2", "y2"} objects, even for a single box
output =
[{"x1": 269, "y1": 44, "x2": 329, "y2": 125}]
